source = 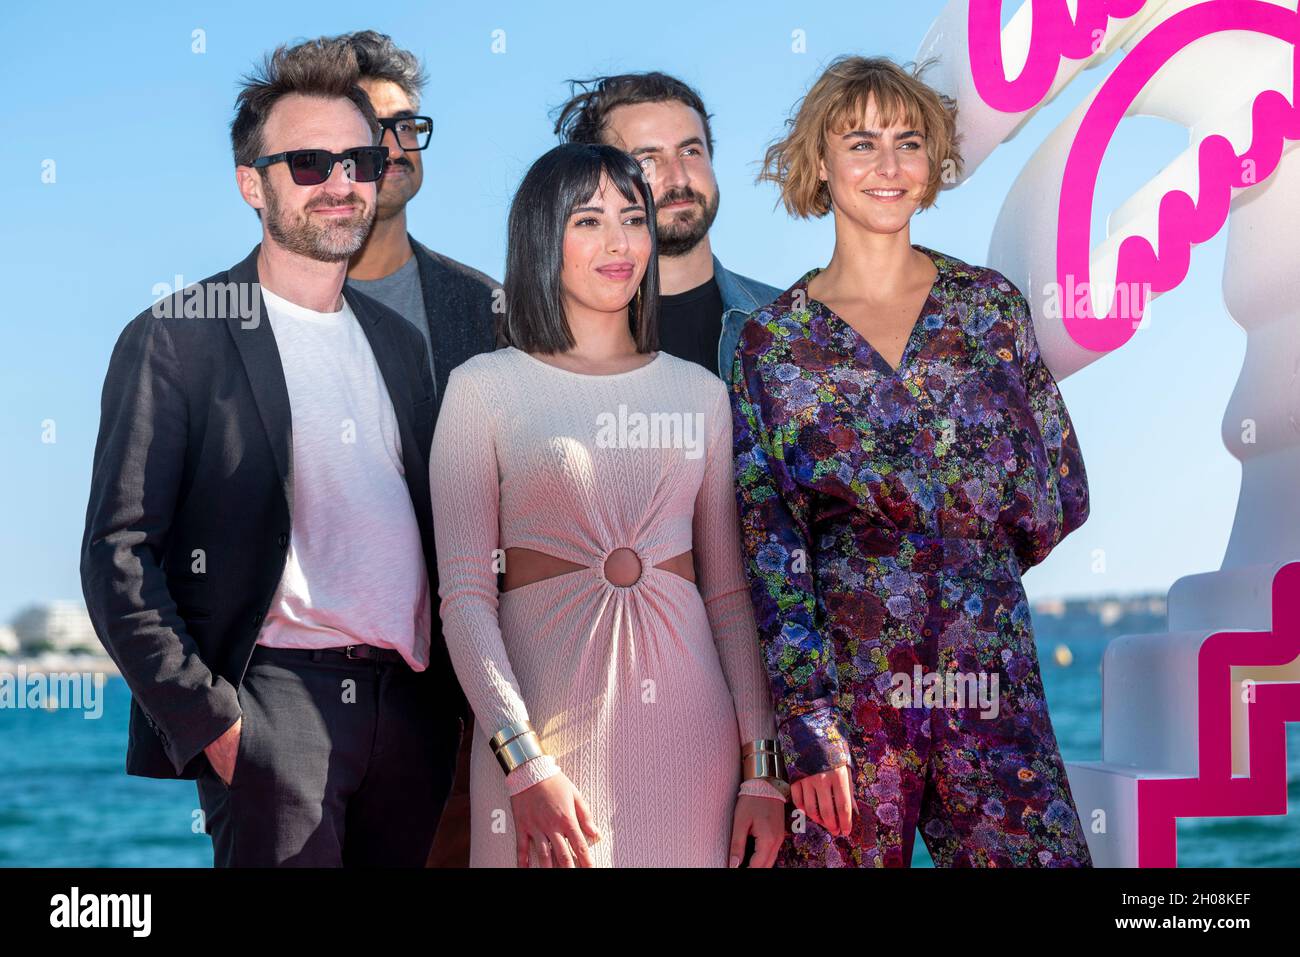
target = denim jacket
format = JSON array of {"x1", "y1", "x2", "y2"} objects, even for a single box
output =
[{"x1": 713, "y1": 255, "x2": 782, "y2": 381}]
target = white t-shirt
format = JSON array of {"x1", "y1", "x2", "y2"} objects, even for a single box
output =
[{"x1": 256, "y1": 285, "x2": 431, "y2": 670}]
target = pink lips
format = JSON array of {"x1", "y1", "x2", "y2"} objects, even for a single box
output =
[
  {"x1": 311, "y1": 205, "x2": 358, "y2": 216},
  {"x1": 596, "y1": 263, "x2": 634, "y2": 281}
]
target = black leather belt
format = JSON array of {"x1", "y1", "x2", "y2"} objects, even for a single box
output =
[
  {"x1": 314, "y1": 644, "x2": 408, "y2": 665},
  {"x1": 253, "y1": 644, "x2": 410, "y2": 666}
]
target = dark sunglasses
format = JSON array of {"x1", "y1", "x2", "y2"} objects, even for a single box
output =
[
  {"x1": 377, "y1": 115, "x2": 433, "y2": 151},
  {"x1": 250, "y1": 146, "x2": 388, "y2": 185}
]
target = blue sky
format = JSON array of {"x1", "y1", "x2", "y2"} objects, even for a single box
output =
[{"x1": 0, "y1": 0, "x2": 1250, "y2": 621}]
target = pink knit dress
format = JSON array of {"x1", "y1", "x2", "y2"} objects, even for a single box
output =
[{"x1": 430, "y1": 346, "x2": 785, "y2": 867}]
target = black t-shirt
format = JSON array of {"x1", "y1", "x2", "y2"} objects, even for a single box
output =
[{"x1": 657, "y1": 276, "x2": 725, "y2": 377}]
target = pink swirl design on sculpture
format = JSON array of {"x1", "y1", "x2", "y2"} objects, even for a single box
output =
[
  {"x1": 969, "y1": 0, "x2": 1147, "y2": 111},
  {"x1": 970, "y1": 0, "x2": 1300, "y2": 351}
]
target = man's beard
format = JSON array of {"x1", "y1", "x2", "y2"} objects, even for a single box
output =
[
  {"x1": 655, "y1": 184, "x2": 720, "y2": 257},
  {"x1": 263, "y1": 175, "x2": 375, "y2": 263}
]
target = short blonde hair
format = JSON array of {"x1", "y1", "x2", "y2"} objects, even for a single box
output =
[{"x1": 759, "y1": 55, "x2": 962, "y2": 218}]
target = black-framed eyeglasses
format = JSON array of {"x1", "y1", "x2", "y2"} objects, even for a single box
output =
[
  {"x1": 377, "y1": 115, "x2": 433, "y2": 152},
  {"x1": 250, "y1": 146, "x2": 388, "y2": 185}
]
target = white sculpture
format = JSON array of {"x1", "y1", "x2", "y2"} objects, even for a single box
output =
[{"x1": 917, "y1": 0, "x2": 1300, "y2": 866}]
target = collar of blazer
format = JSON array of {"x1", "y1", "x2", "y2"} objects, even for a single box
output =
[{"x1": 222, "y1": 243, "x2": 423, "y2": 521}]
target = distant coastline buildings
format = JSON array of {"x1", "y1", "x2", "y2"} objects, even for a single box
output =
[
  {"x1": 0, "y1": 601, "x2": 117, "y2": 673},
  {"x1": 12, "y1": 601, "x2": 100, "y2": 654}
]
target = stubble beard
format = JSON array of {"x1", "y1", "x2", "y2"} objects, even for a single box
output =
[
  {"x1": 263, "y1": 175, "x2": 375, "y2": 263},
  {"x1": 655, "y1": 185, "x2": 720, "y2": 258}
]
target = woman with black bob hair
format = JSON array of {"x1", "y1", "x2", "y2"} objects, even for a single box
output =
[
  {"x1": 430, "y1": 142, "x2": 789, "y2": 867},
  {"x1": 499, "y1": 142, "x2": 659, "y2": 356}
]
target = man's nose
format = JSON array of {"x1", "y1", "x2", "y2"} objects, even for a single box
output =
[
  {"x1": 380, "y1": 127, "x2": 404, "y2": 160},
  {"x1": 655, "y1": 154, "x2": 689, "y2": 190},
  {"x1": 322, "y1": 158, "x2": 358, "y2": 192}
]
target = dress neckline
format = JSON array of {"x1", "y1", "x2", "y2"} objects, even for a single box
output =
[
  {"x1": 509, "y1": 345, "x2": 663, "y2": 379},
  {"x1": 798, "y1": 244, "x2": 946, "y2": 378}
]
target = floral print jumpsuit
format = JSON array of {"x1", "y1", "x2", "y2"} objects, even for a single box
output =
[{"x1": 729, "y1": 245, "x2": 1093, "y2": 867}]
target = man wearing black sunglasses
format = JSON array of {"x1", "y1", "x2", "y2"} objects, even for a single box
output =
[
  {"x1": 81, "y1": 38, "x2": 463, "y2": 867},
  {"x1": 339, "y1": 30, "x2": 500, "y2": 411}
]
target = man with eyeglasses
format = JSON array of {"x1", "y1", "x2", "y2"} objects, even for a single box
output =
[
  {"x1": 332, "y1": 30, "x2": 500, "y2": 869},
  {"x1": 339, "y1": 30, "x2": 500, "y2": 408},
  {"x1": 554, "y1": 72, "x2": 782, "y2": 380},
  {"x1": 81, "y1": 38, "x2": 463, "y2": 866}
]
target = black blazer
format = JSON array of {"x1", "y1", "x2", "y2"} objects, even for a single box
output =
[
  {"x1": 408, "y1": 234, "x2": 502, "y2": 413},
  {"x1": 81, "y1": 245, "x2": 471, "y2": 780}
]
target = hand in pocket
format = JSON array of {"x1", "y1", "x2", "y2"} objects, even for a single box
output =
[{"x1": 205, "y1": 716, "x2": 243, "y2": 786}]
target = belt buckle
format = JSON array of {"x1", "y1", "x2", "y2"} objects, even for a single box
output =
[{"x1": 344, "y1": 645, "x2": 365, "y2": 660}]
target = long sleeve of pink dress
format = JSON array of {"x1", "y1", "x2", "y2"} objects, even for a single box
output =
[{"x1": 430, "y1": 346, "x2": 785, "y2": 867}]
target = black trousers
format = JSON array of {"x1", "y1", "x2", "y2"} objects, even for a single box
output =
[{"x1": 195, "y1": 644, "x2": 461, "y2": 867}]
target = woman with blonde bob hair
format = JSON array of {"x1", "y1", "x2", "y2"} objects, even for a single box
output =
[{"x1": 729, "y1": 55, "x2": 1094, "y2": 867}]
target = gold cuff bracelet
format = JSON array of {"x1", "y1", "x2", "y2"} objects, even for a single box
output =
[
  {"x1": 490, "y1": 720, "x2": 545, "y2": 774},
  {"x1": 741, "y1": 739, "x2": 787, "y2": 781}
]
